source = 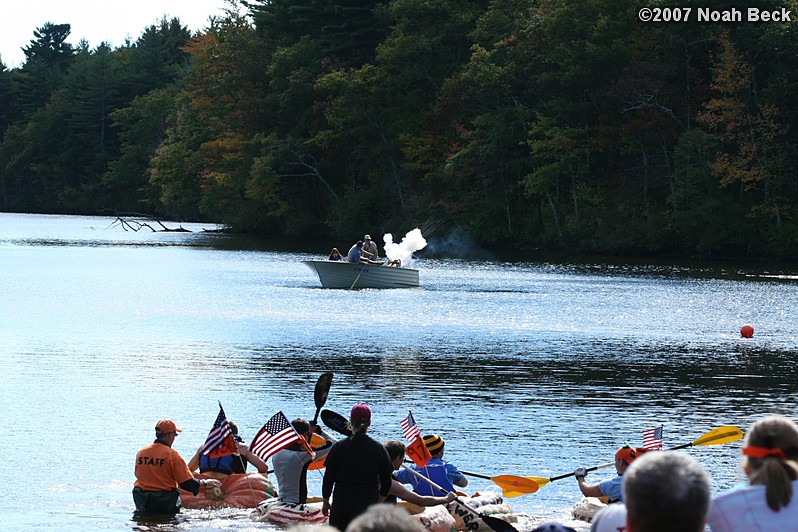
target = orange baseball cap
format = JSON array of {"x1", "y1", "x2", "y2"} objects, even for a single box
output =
[
  {"x1": 155, "y1": 419, "x2": 182, "y2": 433},
  {"x1": 615, "y1": 445, "x2": 637, "y2": 464}
]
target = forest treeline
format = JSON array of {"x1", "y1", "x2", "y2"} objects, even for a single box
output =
[{"x1": 2, "y1": 0, "x2": 798, "y2": 259}]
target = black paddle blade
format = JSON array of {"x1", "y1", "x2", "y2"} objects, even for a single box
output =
[
  {"x1": 314, "y1": 372, "x2": 333, "y2": 409},
  {"x1": 321, "y1": 409, "x2": 351, "y2": 436},
  {"x1": 479, "y1": 513, "x2": 519, "y2": 532}
]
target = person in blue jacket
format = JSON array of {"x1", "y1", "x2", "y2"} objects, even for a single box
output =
[{"x1": 394, "y1": 434, "x2": 468, "y2": 496}]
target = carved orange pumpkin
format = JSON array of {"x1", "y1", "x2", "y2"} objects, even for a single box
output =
[{"x1": 180, "y1": 473, "x2": 277, "y2": 509}]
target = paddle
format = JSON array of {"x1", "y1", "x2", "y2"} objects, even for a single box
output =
[
  {"x1": 507, "y1": 425, "x2": 744, "y2": 496},
  {"x1": 321, "y1": 408, "x2": 352, "y2": 436},
  {"x1": 401, "y1": 465, "x2": 519, "y2": 532},
  {"x1": 350, "y1": 262, "x2": 368, "y2": 289},
  {"x1": 312, "y1": 372, "x2": 333, "y2": 425},
  {"x1": 459, "y1": 470, "x2": 541, "y2": 497}
]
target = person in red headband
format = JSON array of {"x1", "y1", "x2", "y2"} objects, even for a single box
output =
[{"x1": 708, "y1": 415, "x2": 798, "y2": 531}]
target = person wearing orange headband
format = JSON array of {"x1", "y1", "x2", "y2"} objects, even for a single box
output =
[
  {"x1": 574, "y1": 444, "x2": 638, "y2": 503},
  {"x1": 708, "y1": 415, "x2": 798, "y2": 531}
]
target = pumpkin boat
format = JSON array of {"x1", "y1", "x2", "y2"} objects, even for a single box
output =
[{"x1": 180, "y1": 472, "x2": 276, "y2": 509}]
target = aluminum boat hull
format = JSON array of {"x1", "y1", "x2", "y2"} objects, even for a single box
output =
[{"x1": 303, "y1": 260, "x2": 419, "y2": 289}]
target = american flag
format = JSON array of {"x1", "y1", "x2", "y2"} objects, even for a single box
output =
[
  {"x1": 250, "y1": 411, "x2": 314, "y2": 461},
  {"x1": 199, "y1": 402, "x2": 238, "y2": 458},
  {"x1": 401, "y1": 411, "x2": 421, "y2": 443},
  {"x1": 643, "y1": 425, "x2": 664, "y2": 450}
]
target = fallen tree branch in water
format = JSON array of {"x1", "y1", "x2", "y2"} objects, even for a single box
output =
[{"x1": 107, "y1": 213, "x2": 190, "y2": 233}]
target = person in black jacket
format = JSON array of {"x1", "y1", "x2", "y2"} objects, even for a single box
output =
[{"x1": 321, "y1": 404, "x2": 393, "y2": 531}]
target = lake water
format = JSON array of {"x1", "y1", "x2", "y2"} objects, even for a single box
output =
[{"x1": 2, "y1": 212, "x2": 797, "y2": 531}]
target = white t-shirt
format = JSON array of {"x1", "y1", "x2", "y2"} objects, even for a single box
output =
[{"x1": 708, "y1": 480, "x2": 798, "y2": 532}]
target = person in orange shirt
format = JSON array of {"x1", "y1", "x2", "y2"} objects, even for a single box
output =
[{"x1": 133, "y1": 419, "x2": 222, "y2": 516}]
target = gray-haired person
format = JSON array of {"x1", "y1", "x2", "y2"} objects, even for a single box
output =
[{"x1": 623, "y1": 451, "x2": 711, "y2": 532}]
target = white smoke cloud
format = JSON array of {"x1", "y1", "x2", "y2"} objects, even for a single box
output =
[{"x1": 383, "y1": 228, "x2": 427, "y2": 265}]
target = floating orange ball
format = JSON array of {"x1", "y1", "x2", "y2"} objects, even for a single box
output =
[{"x1": 740, "y1": 324, "x2": 754, "y2": 338}]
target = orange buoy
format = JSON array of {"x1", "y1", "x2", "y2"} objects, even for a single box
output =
[{"x1": 740, "y1": 324, "x2": 754, "y2": 338}]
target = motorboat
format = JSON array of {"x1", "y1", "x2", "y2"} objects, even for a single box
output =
[{"x1": 303, "y1": 259, "x2": 419, "y2": 289}]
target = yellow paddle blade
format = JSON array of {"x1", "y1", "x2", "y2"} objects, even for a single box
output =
[
  {"x1": 491, "y1": 475, "x2": 540, "y2": 494},
  {"x1": 692, "y1": 426, "x2": 744, "y2": 447},
  {"x1": 501, "y1": 488, "x2": 525, "y2": 499},
  {"x1": 528, "y1": 476, "x2": 551, "y2": 488}
]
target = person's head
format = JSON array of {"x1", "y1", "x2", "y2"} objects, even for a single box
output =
[
  {"x1": 344, "y1": 503, "x2": 425, "y2": 532},
  {"x1": 423, "y1": 434, "x2": 445, "y2": 457},
  {"x1": 623, "y1": 451, "x2": 710, "y2": 532},
  {"x1": 742, "y1": 415, "x2": 798, "y2": 511},
  {"x1": 349, "y1": 404, "x2": 371, "y2": 438},
  {"x1": 228, "y1": 421, "x2": 243, "y2": 443},
  {"x1": 331, "y1": 248, "x2": 340, "y2": 256},
  {"x1": 291, "y1": 417, "x2": 312, "y2": 440},
  {"x1": 614, "y1": 444, "x2": 637, "y2": 474},
  {"x1": 364, "y1": 234, "x2": 372, "y2": 242},
  {"x1": 385, "y1": 440, "x2": 406, "y2": 470},
  {"x1": 356, "y1": 240, "x2": 363, "y2": 248},
  {"x1": 155, "y1": 419, "x2": 182, "y2": 445},
  {"x1": 531, "y1": 523, "x2": 577, "y2": 532}
]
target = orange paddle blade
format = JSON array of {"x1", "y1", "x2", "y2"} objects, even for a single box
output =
[{"x1": 491, "y1": 475, "x2": 540, "y2": 494}]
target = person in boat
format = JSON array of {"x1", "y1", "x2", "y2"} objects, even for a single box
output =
[
  {"x1": 347, "y1": 240, "x2": 381, "y2": 265},
  {"x1": 393, "y1": 434, "x2": 468, "y2": 496},
  {"x1": 707, "y1": 415, "x2": 798, "y2": 531},
  {"x1": 328, "y1": 248, "x2": 343, "y2": 261},
  {"x1": 624, "y1": 451, "x2": 710, "y2": 532},
  {"x1": 133, "y1": 418, "x2": 222, "y2": 516},
  {"x1": 383, "y1": 440, "x2": 455, "y2": 506},
  {"x1": 321, "y1": 404, "x2": 393, "y2": 531},
  {"x1": 574, "y1": 444, "x2": 638, "y2": 503},
  {"x1": 347, "y1": 241, "x2": 364, "y2": 263},
  {"x1": 361, "y1": 234, "x2": 379, "y2": 262},
  {"x1": 272, "y1": 417, "x2": 336, "y2": 504},
  {"x1": 187, "y1": 421, "x2": 269, "y2": 479}
]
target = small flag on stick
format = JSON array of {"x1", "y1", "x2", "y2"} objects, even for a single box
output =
[
  {"x1": 401, "y1": 411, "x2": 421, "y2": 442},
  {"x1": 199, "y1": 401, "x2": 238, "y2": 458},
  {"x1": 643, "y1": 425, "x2": 664, "y2": 450},
  {"x1": 401, "y1": 411, "x2": 431, "y2": 468},
  {"x1": 251, "y1": 411, "x2": 315, "y2": 462}
]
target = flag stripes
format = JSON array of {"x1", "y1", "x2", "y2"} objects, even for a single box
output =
[{"x1": 643, "y1": 425, "x2": 664, "y2": 450}]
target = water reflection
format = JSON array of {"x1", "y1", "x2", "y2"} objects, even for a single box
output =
[{"x1": 1, "y1": 214, "x2": 797, "y2": 531}]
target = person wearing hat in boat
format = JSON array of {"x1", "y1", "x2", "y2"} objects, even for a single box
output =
[
  {"x1": 321, "y1": 404, "x2": 394, "y2": 531},
  {"x1": 272, "y1": 417, "x2": 337, "y2": 504},
  {"x1": 186, "y1": 421, "x2": 269, "y2": 478},
  {"x1": 361, "y1": 234, "x2": 378, "y2": 262},
  {"x1": 574, "y1": 444, "x2": 638, "y2": 503},
  {"x1": 394, "y1": 434, "x2": 468, "y2": 496},
  {"x1": 383, "y1": 440, "x2": 456, "y2": 506},
  {"x1": 133, "y1": 419, "x2": 222, "y2": 516}
]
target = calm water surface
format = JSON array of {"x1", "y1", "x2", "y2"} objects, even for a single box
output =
[{"x1": 2, "y1": 213, "x2": 797, "y2": 531}]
